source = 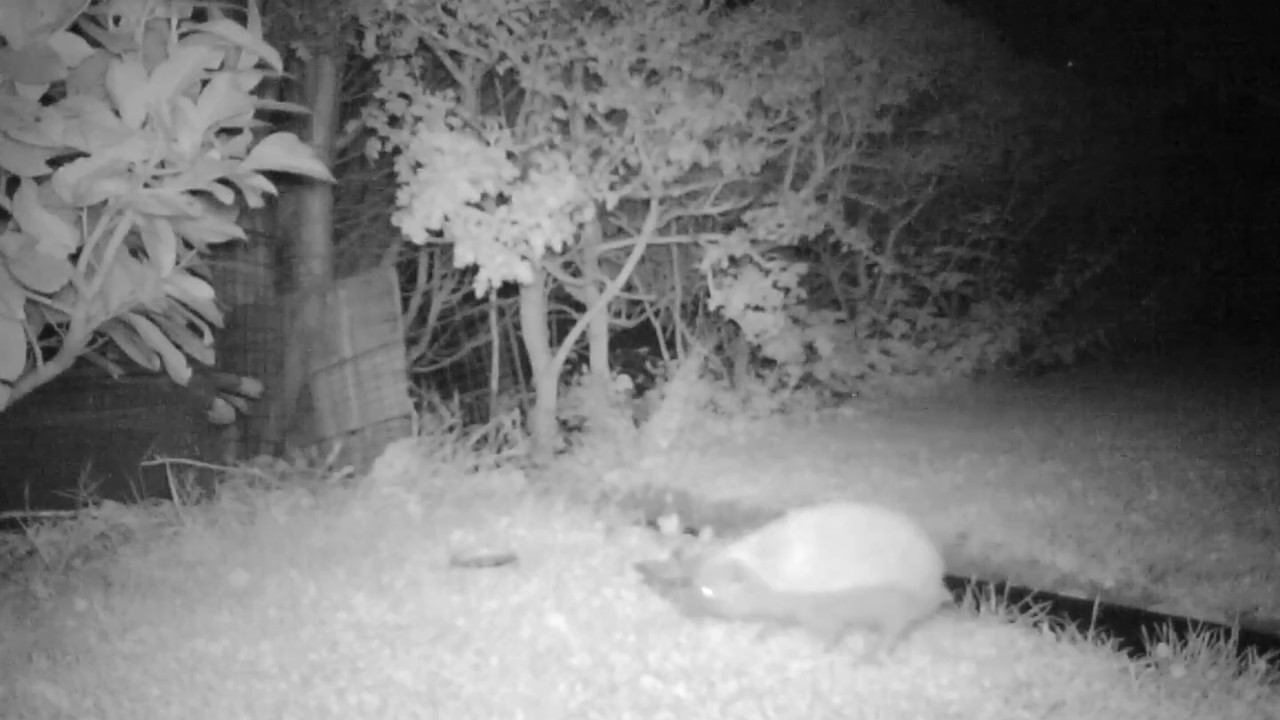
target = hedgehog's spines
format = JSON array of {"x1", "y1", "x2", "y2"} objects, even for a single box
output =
[{"x1": 679, "y1": 500, "x2": 947, "y2": 658}]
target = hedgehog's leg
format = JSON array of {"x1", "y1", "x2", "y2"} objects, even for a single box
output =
[
  {"x1": 797, "y1": 614, "x2": 852, "y2": 652},
  {"x1": 858, "y1": 611, "x2": 924, "y2": 663},
  {"x1": 855, "y1": 628, "x2": 896, "y2": 663}
]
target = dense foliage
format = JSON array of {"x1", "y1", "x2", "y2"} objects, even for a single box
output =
[
  {"x1": 361, "y1": 0, "x2": 1103, "y2": 445},
  {"x1": 0, "y1": 0, "x2": 331, "y2": 412}
]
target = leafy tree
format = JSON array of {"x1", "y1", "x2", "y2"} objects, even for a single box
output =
[
  {"x1": 0, "y1": 0, "x2": 333, "y2": 413},
  {"x1": 361, "y1": 0, "x2": 1082, "y2": 456}
]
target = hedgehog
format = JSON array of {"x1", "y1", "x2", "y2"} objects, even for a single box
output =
[{"x1": 649, "y1": 501, "x2": 952, "y2": 660}]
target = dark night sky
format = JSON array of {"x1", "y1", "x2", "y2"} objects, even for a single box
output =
[{"x1": 956, "y1": 0, "x2": 1280, "y2": 104}]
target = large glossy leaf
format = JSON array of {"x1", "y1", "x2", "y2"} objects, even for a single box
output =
[
  {"x1": 0, "y1": 229, "x2": 73, "y2": 294},
  {"x1": 194, "y1": 71, "x2": 255, "y2": 136},
  {"x1": 123, "y1": 312, "x2": 193, "y2": 384},
  {"x1": 228, "y1": 171, "x2": 278, "y2": 208},
  {"x1": 150, "y1": 312, "x2": 215, "y2": 365},
  {"x1": 167, "y1": 296, "x2": 220, "y2": 340},
  {"x1": 251, "y1": 98, "x2": 312, "y2": 116},
  {"x1": 139, "y1": 216, "x2": 178, "y2": 275},
  {"x1": 186, "y1": 18, "x2": 283, "y2": 73},
  {"x1": 170, "y1": 95, "x2": 205, "y2": 158},
  {"x1": 201, "y1": 178, "x2": 238, "y2": 205},
  {"x1": 105, "y1": 55, "x2": 149, "y2": 129},
  {"x1": 164, "y1": 270, "x2": 223, "y2": 327},
  {"x1": 242, "y1": 132, "x2": 335, "y2": 182},
  {"x1": 171, "y1": 201, "x2": 245, "y2": 246},
  {"x1": 149, "y1": 45, "x2": 220, "y2": 110},
  {"x1": 101, "y1": 317, "x2": 161, "y2": 372}
]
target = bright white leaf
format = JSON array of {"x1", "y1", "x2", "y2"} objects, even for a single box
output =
[
  {"x1": 126, "y1": 188, "x2": 202, "y2": 217},
  {"x1": 185, "y1": 19, "x2": 283, "y2": 72},
  {"x1": 0, "y1": 229, "x2": 73, "y2": 294},
  {"x1": 253, "y1": 97, "x2": 312, "y2": 116},
  {"x1": 241, "y1": 132, "x2": 334, "y2": 182},
  {"x1": 236, "y1": 173, "x2": 278, "y2": 207},
  {"x1": 47, "y1": 30, "x2": 95, "y2": 67},
  {"x1": 168, "y1": 299, "x2": 220, "y2": 340},
  {"x1": 124, "y1": 312, "x2": 193, "y2": 385},
  {"x1": 101, "y1": 317, "x2": 161, "y2": 372},
  {"x1": 207, "y1": 396, "x2": 236, "y2": 424},
  {"x1": 172, "y1": 206, "x2": 245, "y2": 246},
  {"x1": 140, "y1": 216, "x2": 178, "y2": 276},
  {"x1": 164, "y1": 270, "x2": 217, "y2": 304},
  {"x1": 164, "y1": 271, "x2": 223, "y2": 326},
  {"x1": 12, "y1": 178, "x2": 79, "y2": 256},
  {"x1": 195, "y1": 71, "x2": 255, "y2": 134},
  {"x1": 170, "y1": 95, "x2": 205, "y2": 159},
  {"x1": 146, "y1": 45, "x2": 218, "y2": 109},
  {"x1": 105, "y1": 55, "x2": 150, "y2": 129},
  {"x1": 0, "y1": 134, "x2": 54, "y2": 176},
  {"x1": 243, "y1": 0, "x2": 265, "y2": 54},
  {"x1": 233, "y1": 67, "x2": 265, "y2": 95},
  {"x1": 150, "y1": 312, "x2": 215, "y2": 365},
  {"x1": 237, "y1": 375, "x2": 263, "y2": 398},
  {"x1": 221, "y1": 392, "x2": 250, "y2": 414}
]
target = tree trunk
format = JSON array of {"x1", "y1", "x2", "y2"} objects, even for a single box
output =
[
  {"x1": 582, "y1": 216, "x2": 611, "y2": 390},
  {"x1": 267, "y1": 49, "x2": 342, "y2": 453},
  {"x1": 519, "y1": 268, "x2": 557, "y2": 461},
  {"x1": 520, "y1": 214, "x2": 655, "y2": 462}
]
